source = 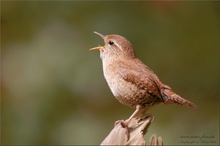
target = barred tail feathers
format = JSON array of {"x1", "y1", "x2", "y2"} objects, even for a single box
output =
[{"x1": 162, "y1": 86, "x2": 197, "y2": 109}]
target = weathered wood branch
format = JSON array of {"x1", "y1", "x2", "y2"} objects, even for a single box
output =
[
  {"x1": 149, "y1": 134, "x2": 163, "y2": 146},
  {"x1": 101, "y1": 115, "x2": 163, "y2": 145}
]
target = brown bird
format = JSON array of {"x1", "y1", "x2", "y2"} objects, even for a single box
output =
[{"x1": 90, "y1": 32, "x2": 196, "y2": 126}]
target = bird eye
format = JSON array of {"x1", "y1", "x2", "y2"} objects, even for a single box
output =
[{"x1": 108, "y1": 41, "x2": 114, "y2": 45}]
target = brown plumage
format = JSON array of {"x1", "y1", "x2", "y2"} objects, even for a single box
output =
[{"x1": 90, "y1": 32, "x2": 196, "y2": 126}]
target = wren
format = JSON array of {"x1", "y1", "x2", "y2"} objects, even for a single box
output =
[{"x1": 90, "y1": 32, "x2": 196, "y2": 126}]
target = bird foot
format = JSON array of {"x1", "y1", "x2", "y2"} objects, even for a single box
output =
[
  {"x1": 114, "y1": 119, "x2": 129, "y2": 128},
  {"x1": 114, "y1": 119, "x2": 130, "y2": 141},
  {"x1": 137, "y1": 113, "x2": 154, "y2": 123}
]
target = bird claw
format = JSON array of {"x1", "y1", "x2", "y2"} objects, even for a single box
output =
[
  {"x1": 114, "y1": 119, "x2": 128, "y2": 128},
  {"x1": 137, "y1": 113, "x2": 154, "y2": 123},
  {"x1": 114, "y1": 119, "x2": 130, "y2": 141}
]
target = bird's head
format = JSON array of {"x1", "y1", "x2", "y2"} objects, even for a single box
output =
[{"x1": 90, "y1": 32, "x2": 136, "y2": 61}]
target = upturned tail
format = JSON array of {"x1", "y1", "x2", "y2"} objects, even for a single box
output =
[{"x1": 161, "y1": 85, "x2": 197, "y2": 109}]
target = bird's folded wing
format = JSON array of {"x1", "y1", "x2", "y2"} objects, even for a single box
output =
[{"x1": 117, "y1": 64, "x2": 162, "y2": 100}]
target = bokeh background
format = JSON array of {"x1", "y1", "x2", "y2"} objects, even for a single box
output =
[{"x1": 1, "y1": 1, "x2": 219, "y2": 145}]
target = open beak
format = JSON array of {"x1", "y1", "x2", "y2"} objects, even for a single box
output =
[
  {"x1": 94, "y1": 31, "x2": 105, "y2": 39},
  {"x1": 90, "y1": 31, "x2": 105, "y2": 51}
]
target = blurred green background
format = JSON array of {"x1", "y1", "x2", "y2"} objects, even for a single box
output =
[{"x1": 1, "y1": 1, "x2": 219, "y2": 145}]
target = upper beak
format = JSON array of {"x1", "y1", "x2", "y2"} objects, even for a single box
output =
[
  {"x1": 94, "y1": 31, "x2": 105, "y2": 39},
  {"x1": 90, "y1": 31, "x2": 105, "y2": 51}
]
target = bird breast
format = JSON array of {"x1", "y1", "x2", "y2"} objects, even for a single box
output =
[{"x1": 102, "y1": 60, "x2": 148, "y2": 108}]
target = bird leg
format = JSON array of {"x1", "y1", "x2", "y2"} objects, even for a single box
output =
[
  {"x1": 115, "y1": 105, "x2": 142, "y2": 128},
  {"x1": 138, "y1": 107, "x2": 154, "y2": 122},
  {"x1": 140, "y1": 107, "x2": 150, "y2": 118},
  {"x1": 114, "y1": 105, "x2": 142, "y2": 141},
  {"x1": 128, "y1": 105, "x2": 143, "y2": 121}
]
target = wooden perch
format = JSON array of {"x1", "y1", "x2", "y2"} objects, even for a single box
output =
[
  {"x1": 101, "y1": 115, "x2": 163, "y2": 145},
  {"x1": 149, "y1": 134, "x2": 163, "y2": 146}
]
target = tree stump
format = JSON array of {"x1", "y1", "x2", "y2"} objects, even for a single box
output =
[{"x1": 101, "y1": 115, "x2": 163, "y2": 145}]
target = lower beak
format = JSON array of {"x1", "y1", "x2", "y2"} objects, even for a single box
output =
[{"x1": 90, "y1": 46, "x2": 104, "y2": 51}]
